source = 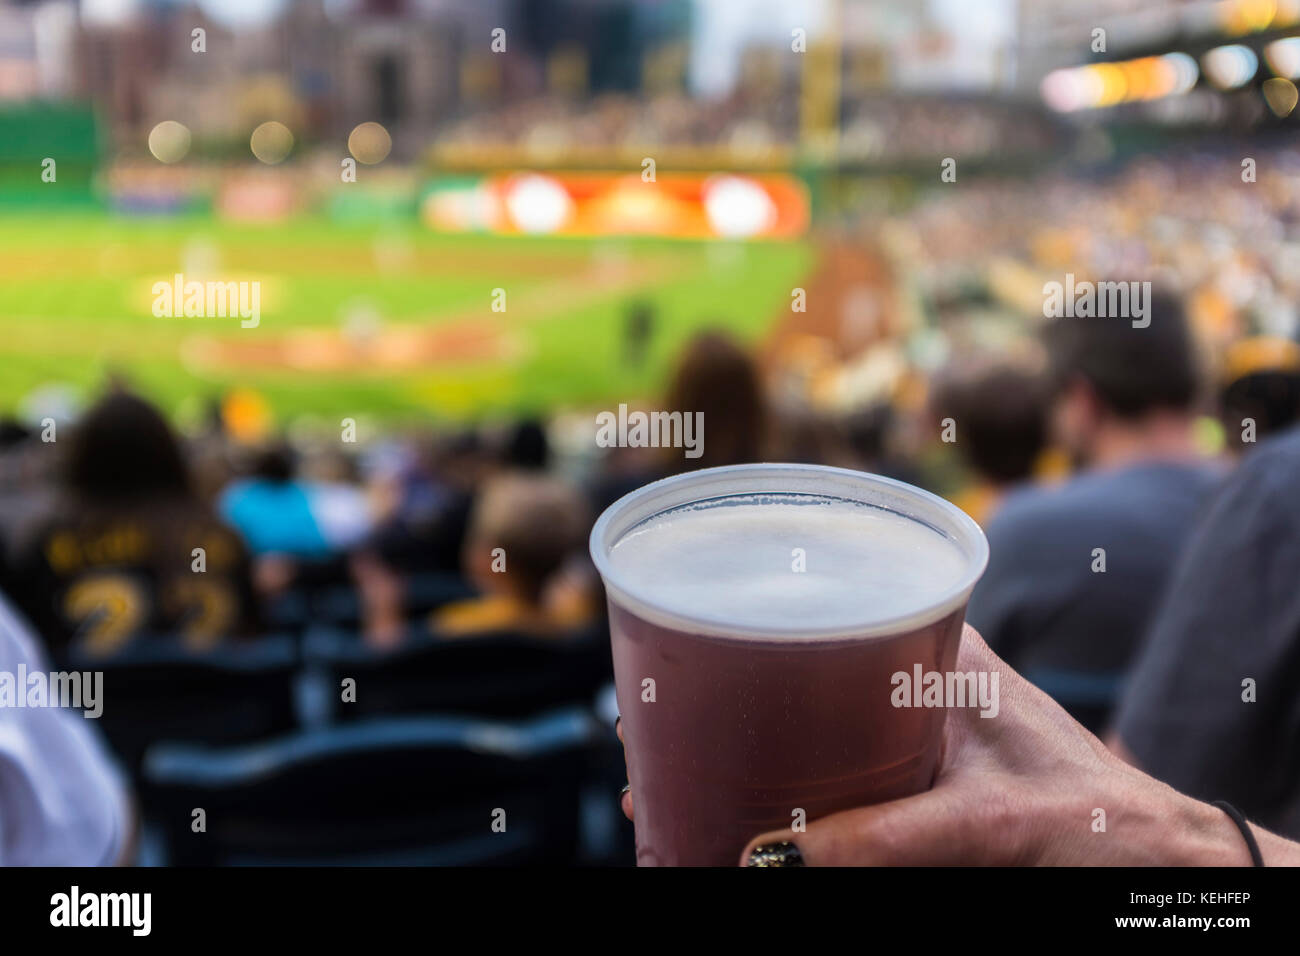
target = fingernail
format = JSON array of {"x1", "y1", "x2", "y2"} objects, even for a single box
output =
[{"x1": 746, "y1": 842, "x2": 805, "y2": 867}]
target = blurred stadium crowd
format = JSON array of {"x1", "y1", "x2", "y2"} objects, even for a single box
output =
[
  {"x1": 6, "y1": 0, "x2": 1300, "y2": 868},
  {"x1": 5, "y1": 137, "x2": 1300, "y2": 858},
  {"x1": 432, "y1": 90, "x2": 1058, "y2": 165}
]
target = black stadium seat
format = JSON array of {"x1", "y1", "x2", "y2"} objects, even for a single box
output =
[
  {"x1": 64, "y1": 636, "x2": 299, "y2": 775},
  {"x1": 312, "y1": 572, "x2": 477, "y2": 629},
  {"x1": 265, "y1": 573, "x2": 477, "y2": 634},
  {"x1": 143, "y1": 709, "x2": 598, "y2": 865},
  {"x1": 303, "y1": 623, "x2": 612, "y2": 721}
]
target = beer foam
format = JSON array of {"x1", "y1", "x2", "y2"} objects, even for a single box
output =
[{"x1": 607, "y1": 495, "x2": 970, "y2": 635}]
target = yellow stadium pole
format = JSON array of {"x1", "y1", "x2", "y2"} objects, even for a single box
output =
[{"x1": 800, "y1": 0, "x2": 843, "y2": 158}]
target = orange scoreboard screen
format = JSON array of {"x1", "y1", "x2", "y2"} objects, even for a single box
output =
[{"x1": 422, "y1": 171, "x2": 809, "y2": 240}]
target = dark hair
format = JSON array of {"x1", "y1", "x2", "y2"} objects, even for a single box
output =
[
  {"x1": 66, "y1": 390, "x2": 192, "y2": 502},
  {"x1": 252, "y1": 444, "x2": 295, "y2": 483},
  {"x1": 663, "y1": 330, "x2": 766, "y2": 470},
  {"x1": 504, "y1": 419, "x2": 549, "y2": 470},
  {"x1": 843, "y1": 403, "x2": 894, "y2": 463},
  {"x1": 1042, "y1": 289, "x2": 1200, "y2": 418},
  {"x1": 1221, "y1": 371, "x2": 1300, "y2": 449},
  {"x1": 932, "y1": 362, "x2": 1048, "y2": 484},
  {"x1": 0, "y1": 418, "x2": 31, "y2": 449}
]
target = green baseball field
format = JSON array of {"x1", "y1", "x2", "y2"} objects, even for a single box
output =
[{"x1": 0, "y1": 214, "x2": 813, "y2": 425}]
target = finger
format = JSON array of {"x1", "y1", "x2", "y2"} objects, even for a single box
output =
[
  {"x1": 739, "y1": 786, "x2": 991, "y2": 867},
  {"x1": 614, "y1": 715, "x2": 634, "y2": 820}
]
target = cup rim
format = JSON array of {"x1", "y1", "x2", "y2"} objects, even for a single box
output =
[{"x1": 588, "y1": 462, "x2": 989, "y2": 641}]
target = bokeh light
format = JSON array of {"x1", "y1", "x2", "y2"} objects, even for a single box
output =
[
  {"x1": 1262, "y1": 76, "x2": 1299, "y2": 115},
  {"x1": 1040, "y1": 54, "x2": 1199, "y2": 113},
  {"x1": 1265, "y1": 36, "x2": 1300, "y2": 77},
  {"x1": 703, "y1": 175, "x2": 777, "y2": 239},
  {"x1": 250, "y1": 121, "x2": 294, "y2": 164},
  {"x1": 504, "y1": 174, "x2": 573, "y2": 234},
  {"x1": 147, "y1": 120, "x2": 191, "y2": 164},
  {"x1": 1219, "y1": 0, "x2": 1279, "y2": 35},
  {"x1": 1162, "y1": 53, "x2": 1202, "y2": 95},
  {"x1": 1202, "y1": 44, "x2": 1260, "y2": 89},
  {"x1": 348, "y1": 122, "x2": 393, "y2": 165}
]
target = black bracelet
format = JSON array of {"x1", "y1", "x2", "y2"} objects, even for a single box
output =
[{"x1": 1211, "y1": 800, "x2": 1264, "y2": 867}]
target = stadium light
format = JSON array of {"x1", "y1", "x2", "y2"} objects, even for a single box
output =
[
  {"x1": 1040, "y1": 54, "x2": 1198, "y2": 112},
  {"x1": 148, "y1": 121, "x2": 191, "y2": 164},
  {"x1": 702, "y1": 176, "x2": 777, "y2": 239},
  {"x1": 1262, "y1": 76, "x2": 1300, "y2": 113},
  {"x1": 1162, "y1": 53, "x2": 1201, "y2": 96},
  {"x1": 348, "y1": 123, "x2": 392, "y2": 165},
  {"x1": 504, "y1": 174, "x2": 573, "y2": 235},
  {"x1": 1202, "y1": 44, "x2": 1260, "y2": 89},
  {"x1": 250, "y1": 121, "x2": 294, "y2": 165},
  {"x1": 1218, "y1": 0, "x2": 1284, "y2": 35},
  {"x1": 1264, "y1": 36, "x2": 1300, "y2": 76}
]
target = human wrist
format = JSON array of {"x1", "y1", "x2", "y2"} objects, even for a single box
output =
[
  {"x1": 1162, "y1": 788, "x2": 1257, "y2": 866},
  {"x1": 1071, "y1": 763, "x2": 1256, "y2": 865}
]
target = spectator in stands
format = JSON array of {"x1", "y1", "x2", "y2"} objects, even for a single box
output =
[
  {"x1": 966, "y1": 292, "x2": 1222, "y2": 733},
  {"x1": 664, "y1": 330, "x2": 769, "y2": 472},
  {"x1": 590, "y1": 329, "x2": 770, "y2": 515},
  {"x1": 0, "y1": 592, "x2": 132, "y2": 864},
  {"x1": 1111, "y1": 423, "x2": 1300, "y2": 838},
  {"x1": 433, "y1": 472, "x2": 593, "y2": 638},
  {"x1": 1218, "y1": 337, "x2": 1300, "y2": 457},
  {"x1": 836, "y1": 402, "x2": 924, "y2": 487},
  {"x1": 502, "y1": 418, "x2": 550, "y2": 471},
  {"x1": 929, "y1": 356, "x2": 1050, "y2": 526},
  {"x1": 4, "y1": 389, "x2": 257, "y2": 659},
  {"x1": 220, "y1": 443, "x2": 371, "y2": 560},
  {"x1": 0, "y1": 418, "x2": 58, "y2": 552},
  {"x1": 351, "y1": 431, "x2": 500, "y2": 647},
  {"x1": 365, "y1": 429, "x2": 484, "y2": 576}
]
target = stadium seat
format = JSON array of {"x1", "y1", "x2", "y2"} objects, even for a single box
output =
[
  {"x1": 64, "y1": 636, "x2": 299, "y2": 775},
  {"x1": 265, "y1": 589, "x2": 311, "y2": 632},
  {"x1": 302, "y1": 622, "x2": 612, "y2": 721},
  {"x1": 311, "y1": 571, "x2": 477, "y2": 628},
  {"x1": 143, "y1": 709, "x2": 598, "y2": 865}
]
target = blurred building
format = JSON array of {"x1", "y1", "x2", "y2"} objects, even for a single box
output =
[
  {"x1": 0, "y1": 0, "x2": 78, "y2": 101},
  {"x1": 55, "y1": 0, "x2": 703, "y2": 158},
  {"x1": 63, "y1": 0, "x2": 501, "y2": 157}
]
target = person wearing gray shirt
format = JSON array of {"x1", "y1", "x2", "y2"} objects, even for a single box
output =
[
  {"x1": 1114, "y1": 425, "x2": 1300, "y2": 839},
  {"x1": 964, "y1": 290, "x2": 1218, "y2": 732}
]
